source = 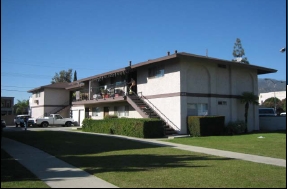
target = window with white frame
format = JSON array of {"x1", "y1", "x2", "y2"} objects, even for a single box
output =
[
  {"x1": 187, "y1": 103, "x2": 208, "y2": 116},
  {"x1": 92, "y1": 107, "x2": 100, "y2": 116},
  {"x1": 35, "y1": 91, "x2": 41, "y2": 98},
  {"x1": 148, "y1": 65, "x2": 164, "y2": 78}
]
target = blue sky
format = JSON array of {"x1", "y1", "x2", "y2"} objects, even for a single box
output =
[{"x1": 1, "y1": 0, "x2": 286, "y2": 102}]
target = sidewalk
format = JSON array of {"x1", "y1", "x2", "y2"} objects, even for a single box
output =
[
  {"x1": 1, "y1": 137, "x2": 118, "y2": 188},
  {"x1": 79, "y1": 131, "x2": 286, "y2": 167},
  {"x1": 1, "y1": 130, "x2": 286, "y2": 188}
]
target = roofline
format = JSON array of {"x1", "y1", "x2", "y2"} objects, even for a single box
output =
[
  {"x1": 69, "y1": 52, "x2": 276, "y2": 85},
  {"x1": 28, "y1": 82, "x2": 69, "y2": 93}
]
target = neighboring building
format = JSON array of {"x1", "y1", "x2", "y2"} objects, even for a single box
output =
[
  {"x1": 259, "y1": 91, "x2": 286, "y2": 105},
  {"x1": 66, "y1": 52, "x2": 276, "y2": 134},
  {"x1": 27, "y1": 83, "x2": 71, "y2": 118},
  {"x1": 1, "y1": 97, "x2": 14, "y2": 115}
]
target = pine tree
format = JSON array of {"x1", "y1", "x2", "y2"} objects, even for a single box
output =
[
  {"x1": 73, "y1": 70, "x2": 77, "y2": 81},
  {"x1": 232, "y1": 38, "x2": 249, "y2": 64}
]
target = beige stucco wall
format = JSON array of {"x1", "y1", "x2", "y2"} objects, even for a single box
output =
[
  {"x1": 30, "y1": 88, "x2": 70, "y2": 119},
  {"x1": 44, "y1": 88, "x2": 70, "y2": 105},
  {"x1": 180, "y1": 60, "x2": 259, "y2": 132},
  {"x1": 137, "y1": 62, "x2": 181, "y2": 95},
  {"x1": 87, "y1": 102, "x2": 142, "y2": 120}
]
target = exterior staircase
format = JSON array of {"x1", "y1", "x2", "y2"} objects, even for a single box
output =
[{"x1": 126, "y1": 93, "x2": 177, "y2": 136}]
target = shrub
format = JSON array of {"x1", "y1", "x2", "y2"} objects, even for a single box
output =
[
  {"x1": 224, "y1": 120, "x2": 246, "y2": 135},
  {"x1": 187, "y1": 116, "x2": 225, "y2": 137},
  {"x1": 82, "y1": 118, "x2": 164, "y2": 138},
  {"x1": 104, "y1": 114, "x2": 118, "y2": 119}
]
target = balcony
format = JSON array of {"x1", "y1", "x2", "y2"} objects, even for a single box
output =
[{"x1": 72, "y1": 82, "x2": 127, "y2": 105}]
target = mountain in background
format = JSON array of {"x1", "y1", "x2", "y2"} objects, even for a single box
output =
[{"x1": 258, "y1": 78, "x2": 286, "y2": 94}]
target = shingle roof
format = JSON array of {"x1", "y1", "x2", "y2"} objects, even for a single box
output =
[
  {"x1": 71, "y1": 52, "x2": 277, "y2": 84},
  {"x1": 27, "y1": 82, "x2": 70, "y2": 93}
]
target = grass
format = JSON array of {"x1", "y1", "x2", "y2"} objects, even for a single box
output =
[
  {"x1": 1, "y1": 149, "x2": 50, "y2": 188},
  {"x1": 163, "y1": 132, "x2": 286, "y2": 159},
  {"x1": 2, "y1": 130, "x2": 286, "y2": 188}
]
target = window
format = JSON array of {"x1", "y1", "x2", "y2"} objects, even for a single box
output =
[
  {"x1": 218, "y1": 64, "x2": 227, "y2": 69},
  {"x1": 92, "y1": 107, "x2": 99, "y2": 116},
  {"x1": 124, "y1": 106, "x2": 129, "y2": 116},
  {"x1": 148, "y1": 66, "x2": 164, "y2": 78},
  {"x1": 187, "y1": 103, "x2": 208, "y2": 116},
  {"x1": 114, "y1": 106, "x2": 129, "y2": 117},
  {"x1": 218, "y1": 101, "x2": 227, "y2": 105},
  {"x1": 114, "y1": 106, "x2": 118, "y2": 116},
  {"x1": 35, "y1": 91, "x2": 41, "y2": 98}
]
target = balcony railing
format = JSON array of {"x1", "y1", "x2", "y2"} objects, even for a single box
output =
[{"x1": 72, "y1": 82, "x2": 127, "y2": 102}]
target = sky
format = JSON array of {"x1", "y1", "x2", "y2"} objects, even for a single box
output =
[{"x1": 1, "y1": 0, "x2": 287, "y2": 102}]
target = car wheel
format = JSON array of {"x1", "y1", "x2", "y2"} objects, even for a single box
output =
[
  {"x1": 65, "y1": 121, "x2": 72, "y2": 127},
  {"x1": 41, "y1": 122, "x2": 49, "y2": 128}
]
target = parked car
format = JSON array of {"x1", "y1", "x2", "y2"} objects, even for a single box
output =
[
  {"x1": 1, "y1": 119, "x2": 6, "y2": 128},
  {"x1": 280, "y1": 112, "x2": 286, "y2": 116},
  {"x1": 258, "y1": 108, "x2": 276, "y2": 117},
  {"x1": 35, "y1": 114, "x2": 74, "y2": 127},
  {"x1": 27, "y1": 118, "x2": 36, "y2": 127},
  {"x1": 14, "y1": 115, "x2": 31, "y2": 127}
]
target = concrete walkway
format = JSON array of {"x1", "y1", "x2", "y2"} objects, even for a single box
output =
[
  {"x1": 1, "y1": 137, "x2": 118, "y2": 188},
  {"x1": 78, "y1": 132, "x2": 286, "y2": 168},
  {"x1": 1, "y1": 128, "x2": 286, "y2": 188}
]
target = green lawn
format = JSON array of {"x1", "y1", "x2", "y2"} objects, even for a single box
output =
[
  {"x1": 163, "y1": 132, "x2": 286, "y2": 159},
  {"x1": 1, "y1": 149, "x2": 50, "y2": 188},
  {"x1": 2, "y1": 130, "x2": 286, "y2": 188}
]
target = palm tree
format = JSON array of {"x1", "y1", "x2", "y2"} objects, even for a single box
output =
[
  {"x1": 13, "y1": 99, "x2": 29, "y2": 115},
  {"x1": 240, "y1": 92, "x2": 259, "y2": 133}
]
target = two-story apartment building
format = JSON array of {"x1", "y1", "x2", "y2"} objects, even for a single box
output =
[
  {"x1": 65, "y1": 52, "x2": 276, "y2": 134},
  {"x1": 28, "y1": 83, "x2": 71, "y2": 118}
]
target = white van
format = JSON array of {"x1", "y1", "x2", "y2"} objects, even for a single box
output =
[{"x1": 258, "y1": 108, "x2": 276, "y2": 117}]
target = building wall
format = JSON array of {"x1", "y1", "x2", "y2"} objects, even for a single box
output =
[
  {"x1": 136, "y1": 60, "x2": 184, "y2": 132},
  {"x1": 70, "y1": 102, "x2": 142, "y2": 127},
  {"x1": 44, "y1": 88, "x2": 70, "y2": 105},
  {"x1": 135, "y1": 59, "x2": 260, "y2": 134},
  {"x1": 1, "y1": 97, "x2": 14, "y2": 115},
  {"x1": 179, "y1": 59, "x2": 259, "y2": 133},
  {"x1": 30, "y1": 88, "x2": 70, "y2": 118},
  {"x1": 259, "y1": 91, "x2": 286, "y2": 105},
  {"x1": 137, "y1": 61, "x2": 181, "y2": 95}
]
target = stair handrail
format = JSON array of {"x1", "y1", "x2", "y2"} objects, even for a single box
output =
[{"x1": 132, "y1": 91, "x2": 180, "y2": 131}]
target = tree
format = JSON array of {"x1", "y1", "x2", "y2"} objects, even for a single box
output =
[
  {"x1": 51, "y1": 69, "x2": 73, "y2": 84},
  {"x1": 232, "y1": 38, "x2": 249, "y2": 64},
  {"x1": 13, "y1": 99, "x2": 29, "y2": 115},
  {"x1": 73, "y1": 70, "x2": 77, "y2": 81},
  {"x1": 262, "y1": 97, "x2": 281, "y2": 109},
  {"x1": 240, "y1": 92, "x2": 259, "y2": 133}
]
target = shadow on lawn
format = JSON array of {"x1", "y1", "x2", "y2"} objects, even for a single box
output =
[
  {"x1": 3, "y1": 130, "x2": 235, "y2": 176},
  {"x1": 60, "y1": 154, "x2": 234, "y2": 174}
]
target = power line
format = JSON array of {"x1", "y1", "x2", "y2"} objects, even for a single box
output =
[
  {"x1": 1, "y1": 89, "x2": 29, "y2": 92},
  {"x1": 1, "y1": 85, "x2": 36, "y2": 88},
  {"x1": 1, "y1": 72, "x2": 52, "y2": 77},
  {"x1": 1, "y1": 61, "x2": 109, "y2": 71}
]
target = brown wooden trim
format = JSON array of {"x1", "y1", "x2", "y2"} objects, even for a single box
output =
[{"x1": 144, "y1": 92, "x2": 242, "y2": 99}]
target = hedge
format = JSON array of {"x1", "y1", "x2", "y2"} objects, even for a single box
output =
[
  {"x1": 82, "y1": 118, "x2": 164, "y2": 138},
  {"x1": 187, "y1": 116, "x2": 225, "y2": 137}
]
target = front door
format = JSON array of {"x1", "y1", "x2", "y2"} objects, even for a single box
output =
[{"x1": 104, "y1": 107, "x2": 109, "y2": 117}]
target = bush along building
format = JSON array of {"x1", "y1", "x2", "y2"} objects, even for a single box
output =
[{"x1": 28, "y1": 51, "x2": 276, "y2": 135}]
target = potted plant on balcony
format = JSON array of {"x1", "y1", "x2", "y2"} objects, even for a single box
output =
[{"x1": 101, "y1": 88, "x2": 108, "y2": 99}]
